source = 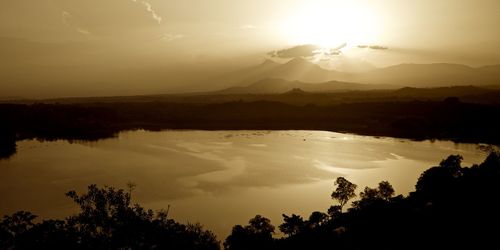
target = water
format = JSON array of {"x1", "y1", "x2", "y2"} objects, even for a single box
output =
[{"x1": 0, "y1": 130, "x2": 490, "y2": 238}]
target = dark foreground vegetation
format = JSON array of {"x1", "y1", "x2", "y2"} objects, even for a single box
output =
[
  {"x1": 1, "y1": 152, "x2": 500, "y2": 249},
  {"x1": 1, "y1": 94, "x2": 500, "y2": 159},
  {"x1": 0, "y1": 185, "x2": 220, "y2": 250},
  {"x1": 225, "y1": 151, "x2": 500, "y2": 250}
]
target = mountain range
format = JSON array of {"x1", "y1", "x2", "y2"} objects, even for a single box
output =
[
  {"x1": 217, "y1": 78, "x2": 393, "y2": 94},
  {"x1": 217, "y1": 58, "x2": 500, "y2": 92}
]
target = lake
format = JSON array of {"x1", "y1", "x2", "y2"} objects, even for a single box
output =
[{"x1": 0, "y1": 130, "x2": 491, "y2": 238}]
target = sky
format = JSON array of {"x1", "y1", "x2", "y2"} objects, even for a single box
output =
[{"x1": 1, "y1": 0, "x2": 500, "y2": 97}]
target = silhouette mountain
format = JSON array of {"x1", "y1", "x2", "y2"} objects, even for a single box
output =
[
  {"x1": 219, "y1": 58, "x2": 347, "y2": 86},
  {"x1": 216, "y1": 59, "x2": 282, "y2": 86},
  {"x1": 268, "y1": 58, "x2": 344, "y2": 83},
  {"x1": 393, "y1": 85, "x2": 494, "y2": 97},
  {"x1": 216, "y1": 78, "x2": 393, "y2": 94},
  {"x1": 221, "y1": 60, "x2": 500, "y2": 89},
  {"x1": 282, "y1": 88, "x2": 309, "y2": 96},
  {"x1": 355, "y1": 63, "x2": 490, "y2": 86}
]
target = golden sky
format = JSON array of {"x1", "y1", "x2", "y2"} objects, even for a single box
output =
[{"x1": 1, "y1": 0, "x2": 500, "y2": 97}]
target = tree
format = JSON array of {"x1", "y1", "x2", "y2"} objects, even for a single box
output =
[
  {"x1": 0, "y1": 211, "x2": 37, "y2": 249},
  {"x1": 0, "y1": 126, "x2": 17, "y2": 159},
  {"x1": 307, "y1": 212, "x2": 328, "y2": 229},
  {"x1": 279, "y1": 214, "x2": 304, "y2": 236},
  {"x1": 354, "y1": 181, "x2": 396, "y2": 209},
  {"x1": 479, "y1": 151, "x2": 500, "y2": 170},
  {"x1": 248, "y1": 215, "x2": 275, "y2": 236},
  {"x1": 0, "y1": 184, "x2": 220, "y2": 250},
  {"x1": 331, "y1": 177, "x2": 357, "y2": 212},
  {"x1": 416, "y1": 155, "x2": 464, "y2": 200},
  {"x1": 440, "y1": 155, "x2": 463, "y2": 169},
  {"x1": 327, "y1": 205, "x2": 342, "y2": 218},
  {"x1": 378, "y1": 181, "x2": 395, "y2": 200},
  {"x1": 359, "y1": 187, "x2": 380, "y2": 200},
  {"x1": 224, "y1": 215, "x2": 275, "y2": 250}
]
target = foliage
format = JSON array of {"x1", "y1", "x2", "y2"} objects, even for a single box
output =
[
  {"x1": 2, "y1": 152, "x2": 500, "y2": 249},
  {"x1": 331, "y1": 177, "x2": 357, "y2": 211},
  {"x1": 3, "y1": 97, "x2": 500, "y2": 160},
  {"x1": 279, "y1": 214, "x2": 304, "y2": 236},
  {"x1": 0, "y1": 185, "x2": 220, "y2": 250},
  {"x1": 439, "y1": 154, "x2": 463, "y2": 169},
  {"x1": 377, "y1": 181, "x2": 395, "y2": 200},
  {"x1": 225, "y1": 151, "x2": 500, "y2": 250},
  {"x1": 224, "y1": 215, "x2": 275, "y2": 250}
]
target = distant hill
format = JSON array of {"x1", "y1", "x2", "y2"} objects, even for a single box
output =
[
  {"x1": 5, "y1": 84, "x2": 500, "y2": 108},
  {"x1": 219, "y1": 58, "x2": 348, "y2": 85},
  {"x1": 264, "y1": 58, "x2": 346, "y2": 83},
  {"x1": 216, "y1": 78, "x2": 394, "y2": 94},
  {"x1": 217, "y1": 59, "x2": 281, "y2": 85},
  {"x1": 354, "y1": 63, "x2": 500, "y2": 86},
  {"x1": 393, "y1": 85, "x2": 492, "y2": 97},
  {"x1": 221, "y1": 60, "x2": 500, "y2": 88}
]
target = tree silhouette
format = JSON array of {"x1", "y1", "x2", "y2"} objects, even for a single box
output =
[
  {"x1": 0, "y1": 211, "x2": 37, "y2": 249},
  {"x1": 279, "y1": 214, "x2": 304, "y2": 236},
  {"x1": 353, "y1": 181, "x2": 396, "y2": 209},
  {"x1": 2, "y1": 152, "x2": 500, "y2": 249},
  {"x1": 224, "y1": 215, "x2": 275, "y2": 250},
  {"x1": 65, "y1": 185, "x2": 219, "y2": 249},
  {"x1": 415, "y1": 155, "x2": 464, "y2": 202},
  {"x1": 0, "y1": 127, "x2": 16, "y2": 159},
  {"x1": 331, "y1": 177, "x2": 357, "y2": 212},
  {"x1": 248, "y1": 215, "x2": 275, "y2": 236},
  {"x1": 359, "y1": 186, "x2": 379, "y2": 200},
  {"x1": 0, "y1": 185, "x2": 220, "y2": 250},
  {"x1": 307, "y1": 211, "x2": 328, "y2": 229},
  {"x1": 327, "y1": 205, "x2": 342, "y2": 218},
  {"x1": 440, "y1": 154, "x2": 463, "y2": 169},
  {"x1": 377, "y1": 181, "x2": 395, "y2": 200}
]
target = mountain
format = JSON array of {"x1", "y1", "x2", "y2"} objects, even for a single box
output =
[
  {"x1": 393, "y1": 85, "x2": 493, "y2": 97},
  {"x1": 218, "y1": 58, "x2": 348, "y2": 86},
  {"x1": 353, "y1": 63, "x2": 500, "y2": 87},
  {"x1": 216, "y1": 78, "x2": 394, "y2": 94},
  {"x1": 265, "y1": 58, "x2": 345, "y2": 83},
  {"x1": 215, "y1": 59, "x2": 282, "y2": 85},
  {"x1": 218, "y1": 60, "x2": 500, "y2": 90}
]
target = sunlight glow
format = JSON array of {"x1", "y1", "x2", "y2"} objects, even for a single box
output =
[{"x1": 279, "y1": 1, "x2": 380, "y2": 49}]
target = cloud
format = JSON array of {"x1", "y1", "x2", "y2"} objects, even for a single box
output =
[
  {"x1": 76, "y1": 28, "x2": 91, "y2": 35},
  {"x1": 61, "y1": 10, "x2": 91, "y2": 35},
  {"x1": 131, "y1": 0, "x2": 162, "y2": 24},
  {"x1": 61, "y1": 11, "x2": 72, "y2": 26},
  {"x1": 48, "y1": 0, "x2": 169, "y2": 38},
  {"x1": 240, "y1": 25, "x2": 257, "y2": 30},
  {"x1": 358, "y1": 45, "x2": 389, "y2": 50},
  {"x1": 268, "y1": 44, "x2": 345, "y2": 59},
  {"x1": 268, "y1": 44, "x2": 321, "y2": 58},
  {"x1": 160, "y1": 33, "x2": 184, "y2": 42}
]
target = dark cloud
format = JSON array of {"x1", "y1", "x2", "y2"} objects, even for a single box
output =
[
  {"x1": 268, "y1": 44, "x2": 321, "y2": 58},
  {"x1": 358, "y1": 45, "x2": 389, "y2": 50},
  {"x1": 268, "y1": 44, "x2": 345, "y2": 59}
]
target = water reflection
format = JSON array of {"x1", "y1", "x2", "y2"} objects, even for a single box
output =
[{"x1": 0, "y1": 130, "x2": 490, "y2": 238}]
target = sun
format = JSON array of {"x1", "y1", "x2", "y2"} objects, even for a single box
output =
[{"x1": 278, "y1": 1, "x2": 380, "y2": 49}]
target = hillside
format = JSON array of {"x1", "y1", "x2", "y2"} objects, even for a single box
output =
[
  {"x1": 220, "y1": 60, "x2": 500, "y2": 88},
  {"x1": 216, "y1": 78, "x2": 394, "y2": 94}
]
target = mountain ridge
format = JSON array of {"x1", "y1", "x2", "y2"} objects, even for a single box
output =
[
  {"x1": 220, "y1": 59, "x2": 500, "y2": 88},
  {"x1": 216, "y1": 78, "x2": 394, "y2": 94}
]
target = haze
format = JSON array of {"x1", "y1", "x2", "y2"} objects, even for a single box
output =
[{"x1": 1, "y1": 0, "x2": 500, "y2": 98}]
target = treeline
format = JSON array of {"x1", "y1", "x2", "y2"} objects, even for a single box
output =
[
  {"x1": 1, "y1": 152, "x2": 499, "y2": 249},
  {"x1": 224, "y1": 151, "x2": 500, "y2": 249},
  {"x1": 27, "y1": 85, "x2": 500, "y2": 106},
  {"x1": 2, "y1": 99, "x2": 500, "y2": 159},
  {"x1": 0, "y1": 185, "x2": 220, "y2": 250}
]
